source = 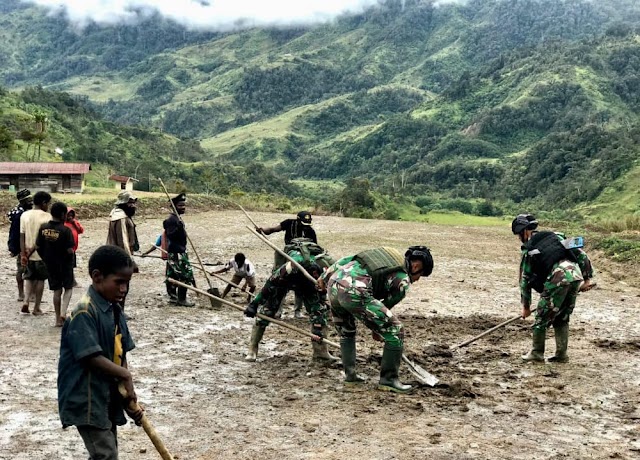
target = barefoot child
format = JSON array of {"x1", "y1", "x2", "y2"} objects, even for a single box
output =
[
  {"x1": 33, "y1": 202, "x2": 75, "y2": 327},
  {"x1": 58, "y1": 245, "x2": 143, "y2": 459}
]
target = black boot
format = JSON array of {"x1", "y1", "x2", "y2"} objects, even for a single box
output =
[
  {"x1": 166, "y1": 282, "x2": 178, "y2": 303},
  {"x1": 177, "y1": 287, "x2": 195, "y2": 307},
  {"x1": 245, "y1": 324, "x2": 266, "y2": 362},
  {"x1": 378, "y1": 344, "x2": 412, "y2": 394},
  {"x1": 547, "y1": 323, "x2": 569, "y2": 363},
  {"x1": 340, "y1": 337, "x2": 365, "y2": 384}
]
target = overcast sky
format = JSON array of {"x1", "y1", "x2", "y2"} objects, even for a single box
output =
[{"x1": 21, "y1": 0, "x2": 465, "y2": 31}]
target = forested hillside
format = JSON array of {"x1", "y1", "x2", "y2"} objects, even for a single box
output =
[{"x1": 1, "y1": 0, "x2": 639, "y2": 217}]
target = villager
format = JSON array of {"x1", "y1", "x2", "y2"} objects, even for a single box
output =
[
  {"x1": 163, "y1": 193, "x2": 196, "y2": 306},
  {"x1": 58, "y1": 245, "x2": 143, "y2": 460},
  {"x1": 256, "y1": 211, "x2": 317, "y2": 318},
  {"x1": 32, "y1": 202, "x2": 75, "y2": 327},
  {"x1": 243, "y1": 238, "x2": 337, "y2": 363},
  {"x1": 106, "y1": 190, "x2": 139, "y2": 309},
  {"x1": 19, "y1": 191, "x2": 52, "y2": 315},
  {"x1": 7, "y1": 188, "x2": 32, "y2": 302},
  {"x1": 512, "y1": 214, "x2": 595, "y2": 363},
  {"x1": 320, "y1": 246, "x2": 434, "y2": 394},
  {"x1": 212, "y1": 252, "x2": 257, "y2": 302},
  {"x1": 64, "y1": 207, "x2": 84, "y2": 270}
]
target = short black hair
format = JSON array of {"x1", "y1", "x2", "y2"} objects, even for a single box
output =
[
  {"x1": 89, "y1": 245, "x2": 134, "y2": 277},
  {"x1": 50, "y1": 201, "x2": 68, "y2": 219},
  {"x1": 234, "y1": 253, "x2": 246, "y2": 265},
  {"x1": 33, "y1": 191, "x2": 52, "y2": 206}
]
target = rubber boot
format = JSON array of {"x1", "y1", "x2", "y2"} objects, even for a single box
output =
[
  {"x1": 522, "y1": 329, "x2": 546, "y2": 362},
  {"x1": 176, "y1": 287, "x2": 195, "y2": 307},
  {"x1": 378, "y1": 344, "x2": 412, "y2": 394},
  {"x1": 312, "y1": 326, "x2": 339, "y2": 363},
  {"x1": 547, "y1": 323, "x2": 569, "y2": 363},
  {"x1": 340, "y1": 337, "x2": 365, "y2": 384},
  {"x1": 245, "y1": 324, "x2": 266, "y2": 362},
  {"x1": 167, "y1": 283, "x2": 178, "y2": 303}
]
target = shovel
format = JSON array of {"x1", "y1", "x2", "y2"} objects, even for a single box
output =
[{"x1": 245, "y1": 227, "x2": 439, "y2": 387}]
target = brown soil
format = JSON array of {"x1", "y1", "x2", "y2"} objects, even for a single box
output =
[{"x1": 1, "y1": 211, "x2": 639, "y2": 460}]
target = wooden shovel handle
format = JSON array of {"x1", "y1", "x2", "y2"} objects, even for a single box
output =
[
  {"x1": 168, "y1": 278, "x2": 339, "y2": 348},
  {"x1": 453, "y1": 315, "x2": 523, "y2": 349},
  {"x1": 117, "y1": 383, "x2": 174, "y2": 460}
]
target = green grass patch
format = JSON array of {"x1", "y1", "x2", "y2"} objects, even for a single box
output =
[
  {"x1": 398, "y1": 206, "x2": 508, "y2": 227},
  {"x1": 592, "y1": 236, "x2": 640, "y2": 263}
]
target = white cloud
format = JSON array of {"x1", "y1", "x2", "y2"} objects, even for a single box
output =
[{"x1": 21, "y1": 0, "x2": 383, "y2": 30}]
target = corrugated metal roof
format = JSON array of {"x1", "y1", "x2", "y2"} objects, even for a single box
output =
[{"x1": 0, "y1": 162, "x2": 91, "y2": 174}]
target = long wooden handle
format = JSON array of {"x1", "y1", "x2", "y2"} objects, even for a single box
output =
[
  {"x1": 246, "y1": 226, "x2": 318, "y2": 285},
  {"x1": 209, "y1": 272, "x2": 256, "y2": 298},
  {"x1": 117, "y1": 384, "x2": 174, "y2": 460},
  {"x1": 453, "y1": 315, "x2": 523, "y2": 349},
  {"x1": 237, "y1": 203, "x2": 261, "y2": 229},
  {"x1": 168, "y1": 278, "x2": 338, "y2": 348},
  {"x1": 157, "y1": 178, "x2": 214, "y2": 289}
]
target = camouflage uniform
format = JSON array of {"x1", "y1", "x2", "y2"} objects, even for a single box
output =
[
  {"x1": 166, "y1": 252, "x2": 195, "y2": 288},
  {"x1": 321, "y1": 255, "x2": 410, "y2": 348},
  {"x1": 520, "y1": 232, "x2": 594, "y2": 331},
  {"x1": 250, "y1": 249, "x2": 328, "y2": 329}
]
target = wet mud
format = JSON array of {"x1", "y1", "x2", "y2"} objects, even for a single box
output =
[{"x1": 1, "y1": 210, "x2": 639, "y2": 459}]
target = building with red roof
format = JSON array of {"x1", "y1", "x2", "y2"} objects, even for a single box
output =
[{"x1": 0, "y1": 162, "x2": 91, "y2": 193}]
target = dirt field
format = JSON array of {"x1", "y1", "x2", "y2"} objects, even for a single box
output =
[{"x1": 1, "y1": 210, "x2": 639, "y2": 460}]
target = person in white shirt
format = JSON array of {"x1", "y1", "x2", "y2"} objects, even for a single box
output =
[
  {"x1": 20, "y1": 191, "x2": 52, "y2": 315},
  {"x1": 212, "y1": 253, "x2": 257, "y2": 302}
]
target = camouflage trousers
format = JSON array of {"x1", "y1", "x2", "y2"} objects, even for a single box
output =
[
  {"x1": 533, "y1": 278, "x2": 582, "y2": 331},
  {"x1": 166, "y1": 253, "x2": 195, "y2": 286},
  {"x1": 251, "y1": 273, "x2": 328, "y2": 329},
  {"x1": 326, "y1": 280, "x2": 404, "y2": 348}
]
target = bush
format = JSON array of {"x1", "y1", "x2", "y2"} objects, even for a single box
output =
[
  {"x1": 474, "y1": 200, "x2": 502, "y2": 217},
  {"x1": 441, "y1": 198, "x2": 474, "y2": 214},
  {"x1": 415, "y1": 195, "x2": 434, "y2": 208}
]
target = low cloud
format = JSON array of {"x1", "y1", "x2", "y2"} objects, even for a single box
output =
[
  {"x1": 22, "y1": 0, "x2": 469, "y2": 31},
  {"x1": 22, "y1": 0, "x2": 380, "y2": 30}
]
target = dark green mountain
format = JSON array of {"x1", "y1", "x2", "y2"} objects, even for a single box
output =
[{"x1": 1, "y1": 0, "x2": 639, "y2": 216}]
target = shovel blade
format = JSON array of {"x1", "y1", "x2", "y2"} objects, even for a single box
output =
[
  {"x1": 402, "y1": 355, "x2": 439, "y2": 387},
  {"x1": 207, "y1": 287, "x2": 222, "y2": 309}
]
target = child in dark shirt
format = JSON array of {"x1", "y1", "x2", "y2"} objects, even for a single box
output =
[
  {"x1": 58, "y1": 245, "x2": 143, "y2": 460},
  {"x1": 33, "y1": 202, "x2": 75, "y2": 327}
]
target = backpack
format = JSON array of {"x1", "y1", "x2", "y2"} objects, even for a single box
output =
[
  {"x1": 284, "y1": 238, "x2": 336, "y2": 270},
  {"x1": 354, "y1": 247, "x2": 407, "y2": 299},
  {"x1": 524, "y1": 231, "x2": 576, "y2": 293}
]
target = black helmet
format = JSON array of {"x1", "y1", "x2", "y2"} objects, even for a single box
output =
[
  {"x1": 511, "y1": 214, "x2": 538, "y2": 234},
  {"x1": 405, "y1": 245, "x2": 433, "y2": 277},
  {"x1": 297, "y1": 210, "x2": 312, "y2": 225}
]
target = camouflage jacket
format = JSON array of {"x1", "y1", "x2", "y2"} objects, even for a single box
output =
[
  {"x1": 321, "y1": 255, "x2": 410, "y2": 308},
  {"x1": 519, "y1": 232, "x2": 594, "y2": 308}
]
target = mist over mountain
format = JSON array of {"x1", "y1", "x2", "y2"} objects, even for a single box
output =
[{"x1": 1, "y1": 0, "x2": 639, "y2": 216}]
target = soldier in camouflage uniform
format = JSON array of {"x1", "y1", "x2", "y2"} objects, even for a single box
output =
[
  {"x1": 319, "y1": 246, "x2": 433, "y2": 394},
  {"x1": 243, "y1": 239, "x2": 337, "y2": 363},
  {"x1": 512, "y1": 214, "x2": 595, "y2": 363}
]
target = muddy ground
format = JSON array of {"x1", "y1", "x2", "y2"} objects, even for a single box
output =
[{"x1": 1, "y1": 210, "x2": 639, "y2": 460}]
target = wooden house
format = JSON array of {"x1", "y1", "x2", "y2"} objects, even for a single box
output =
[
  {"x1": 0, "y1": 162, "x2": 91, "y2": 193},
  {"x1": 109, "y1": 175, "x2": 138, "y2": 191}
]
